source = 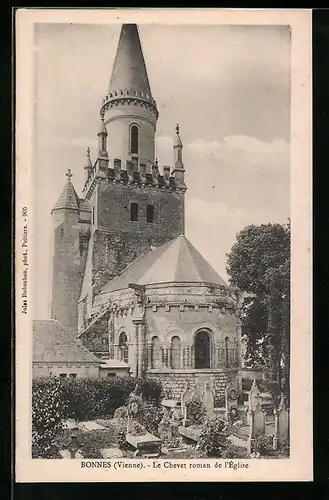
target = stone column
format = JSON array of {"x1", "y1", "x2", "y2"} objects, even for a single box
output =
[
  {"x1": 180, "y1": 343, "x2": 185, "y2": 369},
  {"x1": 236, "y1": 323, "x2": 243, "y2": 393},
  {"x1": 162, "y1": 343, "x2": 170, "y2": 368},
  {"x1": 133, "y1": 320, "x2": 145, "y2": 379},
  {"x1": 236, "y1": 323, "x2": 243, "y2": 369},
  {"x1": 146, "y1": 343, "x2": 152, "y2": 370}
]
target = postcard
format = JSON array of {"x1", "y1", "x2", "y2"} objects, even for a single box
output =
[{"x1": 15, "y1": 8, "x2": 312, "y2": 482}]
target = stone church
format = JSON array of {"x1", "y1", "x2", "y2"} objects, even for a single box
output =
[{"x1": 50, "y1": 24, "x2": 243, "y2": 400}]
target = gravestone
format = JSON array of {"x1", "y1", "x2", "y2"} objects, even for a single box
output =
[
  {"x1": 247, "y1": 402, "x2": 266, "y2": 454},
  {"x1": 181, "y1": 384, "x2": 193, "y2": 427},
  {"x1": 201, "y1": 382, "x2": 215, "y2": 420},
  {"x1": 247, "y1": 379, "x2": 261, "y2": 425},
  {"x1": 194, "y1": 375, "x2": 214, "y2": 398},
  {"x1": 178, "y1": 425, "x2": 202, "y2": 445},
  {"x1": 158, "y1": 406, "x2": 173, "y2": 440},
  {"x1": 273, "y1": 395, "x2": 290, "y2": 450},
  {"x1": 225, "y1": 383, "x2": 239, "y2": 423},
  {"x1": 126, "y1": 432, "x2": 162, "y2": 457}
]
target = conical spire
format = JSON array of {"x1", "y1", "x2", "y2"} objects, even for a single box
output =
[
  {"x1": 108, "y1": 24, "x2": 152, "y2": 96},
  {"x1": 52, "y1": 169, "x2": 80, "y2": 212}
]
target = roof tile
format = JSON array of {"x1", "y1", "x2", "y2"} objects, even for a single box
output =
[{"x1": 33, "y1": 320, "x2": 100, "y2": 363}]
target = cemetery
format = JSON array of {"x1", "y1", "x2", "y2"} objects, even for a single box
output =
[{"x1": 32, "y1": 375, "x2": 290, "y2": 460}]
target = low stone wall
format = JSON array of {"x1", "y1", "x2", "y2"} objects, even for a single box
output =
[{"x1": 147, "y1": 369, "x2": 238, "y2": 403}]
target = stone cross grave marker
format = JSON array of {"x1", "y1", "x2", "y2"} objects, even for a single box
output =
[
  {"x1": 181, "y1": 383, "x2": 193, "y2": 427},
  {"x1": 202, "y1": 382, "x2": 215, "y2": 420}
]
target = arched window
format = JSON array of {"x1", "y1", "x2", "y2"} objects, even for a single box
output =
[
  {"x1": 171, "y1": 336, "x2": 181, "y2": 369},
  {"x1": 225, "y1": 336, "x2": 229, "y2": 368},
  {"x1": 194, "y1": 330, "x2": 211, "y2": 369},
  {"x1": 119, "y1": 332, "x2": 129, "y2": 364},
  {"x1": 130, "y1": 202, "x2": 138, "y2": 222},
  {"x1": 151, "y1": 336, "x2": 161, "y2": 369},
  {"x1": 130, "y1": 125, "x2": 139, "y2": 155}
]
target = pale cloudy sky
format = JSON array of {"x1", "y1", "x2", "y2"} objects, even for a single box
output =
[{"x1": 33, "y1": 23, "x2": 290, "y2": 319}]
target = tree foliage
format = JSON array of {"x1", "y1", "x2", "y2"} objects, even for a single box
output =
[{"x1": 226, "y1": 222, "x2": 290, "y2": 401}]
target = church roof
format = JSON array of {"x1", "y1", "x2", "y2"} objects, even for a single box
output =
[
  {"x1": 100, "y1": 234, "x2": 227, "y2": 294},
  {"x1": 108, "y1": 24, "x2": 152, "y2": 96},
  {"x1": 52, "y1": 179, "x2": 80, "y2": 212},
  {"x1": 33, "y1": 320, "x2": 100, "y2": 364}
]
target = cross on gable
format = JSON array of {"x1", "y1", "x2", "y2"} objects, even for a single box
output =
[{"x1": 66, "y1": 169, "x2": 73, "y2": 181}]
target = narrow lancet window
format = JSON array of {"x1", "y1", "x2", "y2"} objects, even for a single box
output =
[{"x1": 130, "y1": 125, "x2": 139, "y2": 155}]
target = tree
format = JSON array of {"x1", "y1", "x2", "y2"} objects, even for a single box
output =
[{"x1": 226, "y1": 222, "x2": 290, "y2": 402}]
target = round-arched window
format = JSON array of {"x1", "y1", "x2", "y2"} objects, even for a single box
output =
[
  {"x1": 130, "y1": 125, "x2": 139, "y2": 155},
  {"x1": 194, "y1": 330, "x2": 211, "y2": 369},
  {"x1": 171, "y1": 336, "x2": 181, "y2": 369}
]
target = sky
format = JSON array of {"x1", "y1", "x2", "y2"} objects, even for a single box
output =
[{"x1": 33, "y1": 23, "x2": 291, "y2": 319}]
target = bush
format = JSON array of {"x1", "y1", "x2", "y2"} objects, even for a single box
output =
[
  {"x1": 32, "y1": 377, "x2": 67, "y2": 458},
  {"x1": 252, "y1": 435, "x2": 274, "y2": 457},
  {"x1": 258, "y1": 380, "x2": 282, "y2": 409},
  {"x1": 186, "y1": 398, "x2": 206, "y2": 425},
  {"x1": 198, "y1": 417, "x2": 228, "y2": 457},
  {"x1": 136, "y1": 378, "x2": 163, "y2": 405},
  {"x1": 137, "y1": 400, "x2": 164, "y2": 436},
  {"x1": 33, "y1": 375, "x2": 136, "y2": 422},
  {"x1": 221, "y1": 443, "x2": 249, "y2": 459},
  {"x1": 279, "y1": 439, "x2": 290, "y2": 457}
]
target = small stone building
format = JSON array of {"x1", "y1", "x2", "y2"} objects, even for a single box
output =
[{"x1": 33, "y1": 320, "x2": 100, "y2": 378}]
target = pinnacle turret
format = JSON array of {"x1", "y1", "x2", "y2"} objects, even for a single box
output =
[
  {"x1": 84, "y1": 148, "x2": 93, "y2": 182},
  {"x1": 172, "y1": 124, "x2": 185, "y2": 188},
  {"x1": 97, "y1": 117, "x2": 108, "y2": 159},
  {"x1": 52, "y1": 169, "x2": 80, "y2": 212},
  {"x1": 174, "y1": 123, "x2": 183, "y2": 148}
]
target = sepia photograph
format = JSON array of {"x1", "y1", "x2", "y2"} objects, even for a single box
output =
[{"x1": 15, "y1": 9, "x2": 312, "y2": 482}]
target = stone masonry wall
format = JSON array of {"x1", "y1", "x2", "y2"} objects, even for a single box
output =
[
  {"x1": 91, "y1": 181, "x2": 185, "y2": 293},
  {"x1": 51, "y1": 211, "x2": 87, "y2": 335},
  {"x1": 148, "y1": 369, "x2": 238, "y2": 406}
]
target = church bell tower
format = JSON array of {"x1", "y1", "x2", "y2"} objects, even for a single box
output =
[
  {"x1": 102, "y1": 23, "x2": 158, "y2": 165},
  {"x1": 51, "y1": 24, "x2": 187, "y2": 334}
]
